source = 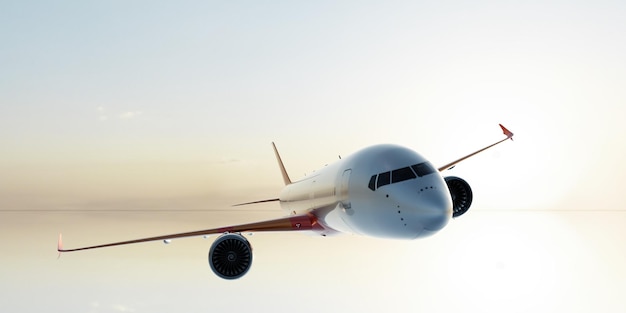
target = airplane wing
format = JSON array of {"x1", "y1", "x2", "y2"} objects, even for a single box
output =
[
  {"x1": 437, "y1": 124, "x2": 514, "y2": 172},
  {"x1": 58, "y1": 213, "x2": 320, "y2": 253},
  {"x1": 232, "y1": 198, "x2": 280, "y2": 206}
]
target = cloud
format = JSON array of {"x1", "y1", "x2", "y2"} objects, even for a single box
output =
[
  {"x1": 119, "y1": 111, "x2": 143, "y2": 119},
  {"x1": 85, "y1": 301, "x2": 135, "y2": 313},
  {"x1": 95, "y1": 107, "x2": 144, "y2": 121},
  {"x1": 112, "y1": 304, "x2": 136, "y2": 312},
  {"x1": 87, "y1": 301, "x2": 100, "y2": 313},
  {"x1": 219, "y1": 157, "x2": 242, "y2": 164},
  {"x1": 97, "y1": 107, "x2": 108, "y2": 121}
]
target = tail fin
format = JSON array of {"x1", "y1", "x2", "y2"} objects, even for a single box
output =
[{"x1": 272, "y1": 142, "x2": 292, "y2": 185}]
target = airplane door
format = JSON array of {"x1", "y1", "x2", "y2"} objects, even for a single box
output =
[{"x1": 339, "y1": 169, "x2": 352, "y2": 209}]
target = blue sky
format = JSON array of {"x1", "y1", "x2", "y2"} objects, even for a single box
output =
[{"x1": 1, "y1": 1, "x2": 625, "y2": 312}]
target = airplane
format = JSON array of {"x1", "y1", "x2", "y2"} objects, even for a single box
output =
[{"x1": 58, "y1": 124, "x2": 514, "y2": 280}]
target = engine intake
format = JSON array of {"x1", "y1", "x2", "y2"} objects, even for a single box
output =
[
  {"x1": 444, "y1": 176, "x2": 473, "y2": 218},
  {"x1": 209, "y1": 233, "x2": 253, "y2": 280}
]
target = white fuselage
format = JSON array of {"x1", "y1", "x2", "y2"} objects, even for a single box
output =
[{"x1": 278, "y1": 144, "x2": 453, "y2": 239}]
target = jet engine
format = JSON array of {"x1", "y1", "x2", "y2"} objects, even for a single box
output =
[
  {"x1": 208, "y1": 233, "x2": 253, "y2": 280},
  {"x1": 444, "y1": 176, "x2": 473, "y2": 218}
]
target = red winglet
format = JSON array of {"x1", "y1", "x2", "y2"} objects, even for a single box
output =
[
  {"x1": 57, "y1": 233, "x2": 63, "y2": 259},
  {"x1": 499, "y1": 124, "x2": 514, "y2": 140}
]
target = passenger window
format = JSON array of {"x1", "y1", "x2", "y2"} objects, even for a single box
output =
[
  {"x1": 368, "y1": 175, "x2": 377, "y2": 191},
  {"x1": 392, "y1": 167, "x2": 416, "y2": 183},
  {"x1": 377, "y1": 172, "x2": 391, "y2": 188},
  {"x1": 412, "y1": 162, "x2": 436, "y2": 177}
]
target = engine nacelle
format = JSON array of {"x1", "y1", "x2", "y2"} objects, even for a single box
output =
[
  {"x1": 208, "y1": 233, "x2": 253, "y2": 280},
  {"x1": 444, "y1": 176, "x2": 473, "y2": 218}
]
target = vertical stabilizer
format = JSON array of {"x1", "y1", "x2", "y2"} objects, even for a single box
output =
[{"x1": 272, "y1": 142, "x2": 292, "y2": 185}]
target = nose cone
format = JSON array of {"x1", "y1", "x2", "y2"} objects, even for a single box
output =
[{"x1": 418, "y1": 188, "x2": 453, "y2": 235}]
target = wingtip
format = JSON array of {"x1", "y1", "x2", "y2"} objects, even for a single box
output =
[
  {"x1": 499, "y1": 124, "x2": 514, "y2": 140},
  {"x1": 57, "y1": 233, "x2": 63, "y2": 259},
  {"x1": 57, "y1": 233, "x2": 63, "y2": 252}
]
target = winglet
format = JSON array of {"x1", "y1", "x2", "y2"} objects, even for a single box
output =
[
  {"x1": 272, "y1": 142, "x2": 292, "y2": 185},
  {"x1": 57, "y1": 233, "x2": 63, "y2": 258},
  {"x1": 500, "y1": 124, "x2": 514, "y2": 140}
]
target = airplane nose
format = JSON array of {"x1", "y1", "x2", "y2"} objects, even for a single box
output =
[{"x1": 419, "y1": 188, "x2": 452, "y2": 233}]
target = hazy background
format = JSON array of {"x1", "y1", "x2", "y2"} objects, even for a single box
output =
[{"x1": 1, "y1": 1, "x2": 625, "y2": 312}]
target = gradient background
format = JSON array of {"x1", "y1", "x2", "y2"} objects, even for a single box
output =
[{"x1": 2, "y1": 1, "x2": 625, "y2": 312}]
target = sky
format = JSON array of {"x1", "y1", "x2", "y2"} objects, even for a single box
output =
[{"x1": 1, "y1": 1, "x2": 625, "y2": 312}]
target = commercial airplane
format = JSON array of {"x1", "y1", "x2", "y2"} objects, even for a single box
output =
[{"x1": 58, "y1": 124, "x2": 514, "y2": 279}]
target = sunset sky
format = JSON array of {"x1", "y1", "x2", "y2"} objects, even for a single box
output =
[{"x1": 1, "y1": 1, "x2": 625, "y2": 312}]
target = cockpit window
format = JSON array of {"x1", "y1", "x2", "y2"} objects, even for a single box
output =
[
  {"x1": 392, "y1": 167, "x2": 416, "y2": 183},
  {"x1": 412, "y1": 162, "x2": 436, "y2": 177},
  {"x1": 377, "y1": 172, "x2": 391, "y2": 188},
  {"x1": 368, "y1": 175, "x2": 377, "y2": 191},
  {"x1": 368, "y1": 162, "x2": 436, "y2": 191}
]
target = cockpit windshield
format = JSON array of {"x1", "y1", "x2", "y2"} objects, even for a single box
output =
[{"x1": 368, "y1": 162, "x2": 436, "y2": 191}]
